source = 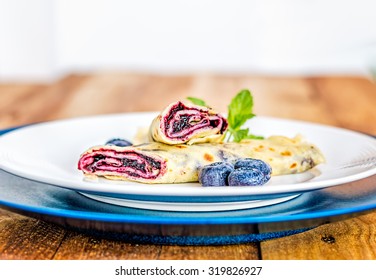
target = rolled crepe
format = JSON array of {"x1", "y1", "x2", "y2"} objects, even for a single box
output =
[
  {"x1": 78, "y1": 135, "x2": 325, "y2": 184},
  {"x1": 149, "y1": 101, "x2": 228, "y2": 145}
]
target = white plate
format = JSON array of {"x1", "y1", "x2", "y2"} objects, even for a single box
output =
[
  {"x1": 0, "y1": 112, "x2": 375, "y2": 207},
  {"x1": 79, "y1": 192, "x2": 300, "y2": 212}
]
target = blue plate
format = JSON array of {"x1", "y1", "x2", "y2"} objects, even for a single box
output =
[
  {"x1": 0, "y1": 127, "x2": 375, "y2": 245},
  {"x1": 1, "y1": 168, "x2": 376, "y2": 245}
]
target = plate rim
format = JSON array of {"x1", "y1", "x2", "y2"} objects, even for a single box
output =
[{"x1": 1, "y1": 178, "x2": 376, "y2": 225}]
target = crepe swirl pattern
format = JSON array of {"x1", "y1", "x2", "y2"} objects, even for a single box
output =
[
  {"x1": 78, "y1": 135, "x2": 325, "y2": 184},
  {"x1": 149, "y1": 101, "x2": 228, "y2": 145}
]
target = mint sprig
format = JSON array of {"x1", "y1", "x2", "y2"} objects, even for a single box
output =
[
  {"x1": 227, "y1": 89, "x2": 255, "y2": 130},
  {"x1": 226, "y1": 89, "x2": 263, "y2": 142},
  {"x1": 186, "y1": 89, "x2": 263, "y2": 142},
  {"x1": 232, "y1": 128, "x2": 264, "y2": 142}
]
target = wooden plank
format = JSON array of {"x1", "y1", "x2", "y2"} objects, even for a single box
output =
[
  {"x1": 0, "y1": 75, "x2": 88, "y2": 129},
  {"x1": 4, "y1": 74, "x2": 370, "y2": 127},
  {"x1": 0, "y1": 209, "x2": 66, "y2": 260},
  {"x1": 52, "y1": 223, "x2": 260, "y2": 260},
  {"x1": 52, "y1": 232, "x2": 259, "y2": 260},
  {"x1": 52, "y1": 231, "x2": 163, "y2": 260},
  {"x1": 40, "y1": 73, "x2": 337, "y2": 124},
  {"x1": 158, "y1": 244, "x2": 259, "y2": 260},
  {"x1": 48, "y1": 73, "x2": 195, "y2": 118},
  {"x1": 259, "y1": 211, "x2": 376, "y2": 260},
  {"x1": 0, "y1": 85, "x2": 47, "y2": 128},
  {"x1": 309, "y1": 76, "x2": 376, "y2": 134}
]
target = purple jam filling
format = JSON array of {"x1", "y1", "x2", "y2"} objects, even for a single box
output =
[
  {"x1": 163, "y1": 102, "x2": 227, "y2": 140},
  {"x1": 79, "y1": 149, "x2": 165, "y2": 180}
]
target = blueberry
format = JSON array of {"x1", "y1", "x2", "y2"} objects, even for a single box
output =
[
  {"x1": 234, "y1": 158, "x2": 272, "y2": 179},
  {"x1": 198, "y1": 162, "x2": 234, "y2": 186},
  {"x1": 228, "y1": 168, "x2": 267, "y2": 186},
  {"x1": 105, "y1": 138, "x2": 132, "y2": 147}
]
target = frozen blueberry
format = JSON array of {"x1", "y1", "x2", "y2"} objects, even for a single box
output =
[
  {"x1": 228, "y1": 168, "x2": 267, "y2": 186},
  {"x1": 198, "y1": 162, "x2": 234, "y2": 186},
  {"x1": 234, "y1": 158, "x2": 272, "y2": 179},
  {"x1": 105, "y1": 138, "x2": 133, "y2": 147}
]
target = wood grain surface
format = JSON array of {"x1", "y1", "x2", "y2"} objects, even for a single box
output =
[{"x1": 0, "y1": 73, "x2": 375, "y2": 260}]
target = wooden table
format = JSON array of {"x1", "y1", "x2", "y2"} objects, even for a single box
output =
[{"x1": 0, "y1": 73, "x2": 375, "y2": 260}]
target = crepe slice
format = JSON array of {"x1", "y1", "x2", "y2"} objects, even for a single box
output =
[
  {"x1": 149, "y1": 100, "x2": 228, "y2": 145},
  {"x1": 77, "y1": 135, "x2": 325, "y2": 184}
]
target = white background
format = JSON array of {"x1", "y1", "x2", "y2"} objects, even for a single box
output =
[{"x1": 1, "y1": 0, "x2": 376, "y2": 81}]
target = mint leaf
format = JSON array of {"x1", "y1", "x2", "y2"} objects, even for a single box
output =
[
  {"x1": 231, "y1": 128, "x2": 264, "y2": 142},
  {"x1": 244, "y1": 134, "x2": 264, "y2": 140},
  {"x1": 225, "y1": 89, "x2": 264, "y2": 142},
  {"x1": 186, "y1": 97, "x2": 208, "y2": 107},
  {"x1": 232, "y1": 128, "x2": 250, "y2": 142},
  {"x1": 227, "y1": 89, "x2": 255, "y2": 130}
]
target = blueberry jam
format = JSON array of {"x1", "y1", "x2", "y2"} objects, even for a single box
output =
[
  {"x1": 163, "y1": 102, "x2": 227, "y2": 138},
  {"x1": 165, "y1": 102, "x2": 186, "y2": 129},
  {"x1": 172, "y1": 115, "x2": 191, "y2": 133},
  {"x1": 85, "y1": 150, "x2": 164, "y2": 179},
  {"x1": 121, "y1": 154, "x2": 162, "y2": 177},
  {"x1": 122, "y1": 158, "x2": 146, "y2": 172},
  {"x1": 93, "y1": 154, "x2": 105, "y2": 161}
]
